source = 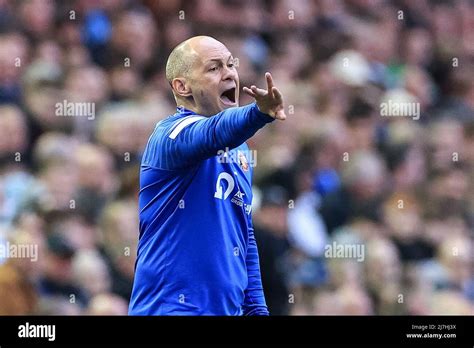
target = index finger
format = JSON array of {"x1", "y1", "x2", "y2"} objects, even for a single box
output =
[{"x1": 265, "y1": 72, "x2": 274, "y2": 92}]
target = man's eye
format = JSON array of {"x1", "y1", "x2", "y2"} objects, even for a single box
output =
[
  {"x1": 228, "y1": 63, "x2": 234, "y2": 68},
  {"x1": 209, "y1": 66, "x2": 218, "y2": 72}
]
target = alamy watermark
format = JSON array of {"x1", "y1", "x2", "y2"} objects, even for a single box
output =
[
  {"x1": 324, "y1": 241, "x2": 365, "y2": 262},
  {"x1": 380, "y1": 100, "x2": 420, "y2": 120},
  {"x1": 55, "y1": 99, "x2": 95, "y2": 120},
  {"x1": 217, "y1": 147, "x2": 257, "y2": 170},
  {"x1": 0, "y1": 242, "x2": 38, "y2": 262},
  {"x1": 18, "y1": 322, "x2": 55, "y2": 341}
]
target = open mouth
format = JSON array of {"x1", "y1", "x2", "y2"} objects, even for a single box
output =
[{"x1": 220, "y1": 87, "x2": 236, "y2": 105}]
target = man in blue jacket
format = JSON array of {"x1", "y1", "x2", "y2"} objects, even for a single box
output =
[{"x1": 129, "y1": 36, "x2": 287, "y2": 315}]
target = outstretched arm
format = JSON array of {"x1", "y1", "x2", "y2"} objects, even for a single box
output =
[
  {"x1": 243, "y1": 72, "x2": 287, "y2": 120},
  {"x1": 151, "y1": 73, "x2": 286, "y2": 170}
]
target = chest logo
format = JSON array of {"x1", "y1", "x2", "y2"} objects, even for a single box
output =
[
  {"x1": 214, "y1": 172, "x2": 235, "y2": 200},
  {"x1": 238, "y1": 150, "x2": 249, "y2": 171},
  {"x1": 214, "y1": 172, "x2": 252, "y2": 215}
]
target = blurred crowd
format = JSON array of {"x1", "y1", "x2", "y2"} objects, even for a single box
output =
[{"x1": 0, "y1": 0, "x2": 473, "y2": 315}]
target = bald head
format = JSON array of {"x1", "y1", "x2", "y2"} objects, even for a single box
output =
[
  {"x1": 165, "y1": 40, "x2": 194, "y2": 85},
  {"x1": 165, "y1": 36, "x2": 239, "y2": 115},
  {"x1": 166, "y1": 36, "x2": 226, "y2": 84}
]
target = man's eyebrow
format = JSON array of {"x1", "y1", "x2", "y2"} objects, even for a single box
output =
[{"x1": 205, "y1": 55, "x2": 234, "y2": 63}]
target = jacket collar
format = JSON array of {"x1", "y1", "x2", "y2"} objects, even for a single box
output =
[{"x1": 176, "y1": 106, "x2": 195, "y2": 116}]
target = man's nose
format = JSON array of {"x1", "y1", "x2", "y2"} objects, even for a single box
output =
[{"x1": 222, "y1": 65, "x2": 237, "y2": 81}]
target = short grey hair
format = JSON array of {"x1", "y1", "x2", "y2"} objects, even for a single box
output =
[{"x1": 165, "y1": 41, "x2": 196, "y2": 85}]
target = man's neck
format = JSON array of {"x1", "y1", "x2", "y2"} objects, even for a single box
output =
[{"x1": 176, "y1": 100, "x2": 201, "y2": 115}]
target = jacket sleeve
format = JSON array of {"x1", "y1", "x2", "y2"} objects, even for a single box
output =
[
  {"x1": 150, "y1": 103, "x2": 273, "y2": 170},
  {"x1": 242, "y1": 227, "x2": 269, "y2": 316}
]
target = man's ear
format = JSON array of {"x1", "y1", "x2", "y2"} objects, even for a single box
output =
[{"x1": 171, "y1": 78, "x2": 192, "y2": 98}]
